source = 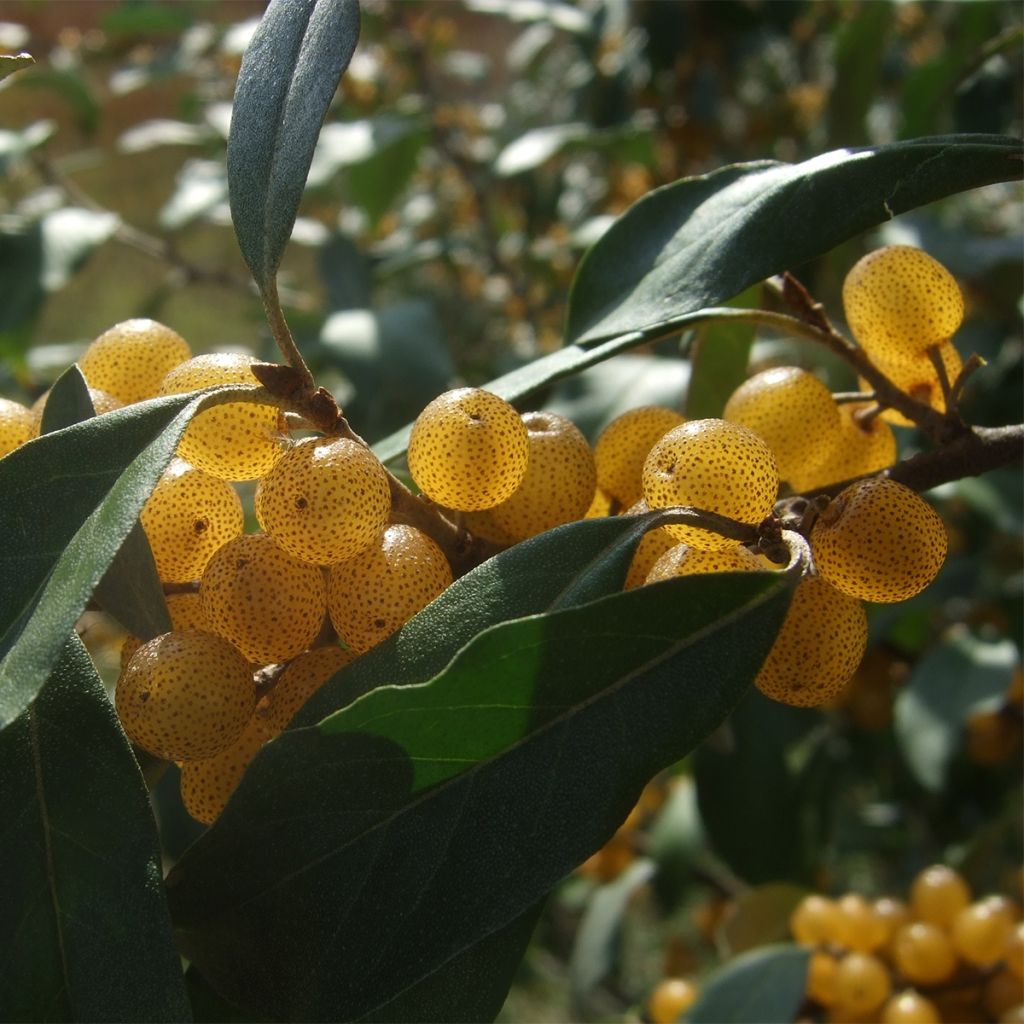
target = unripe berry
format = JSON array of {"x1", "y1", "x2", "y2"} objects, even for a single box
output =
[
  {"x1": 843, "y1": 246, "x2": 964, "y2": 360},
  {"x1": 642, "y1": 419, "x2": 778, "y2": 550},
  {"x1": 645, "y1": 542, "x2": 768, "y2": 582},
  {"x1": 253, "y1": 645, "x2": 356, "y2": 736},
  {"x1": 880, "y1": 990, "x2": 941, "y2": 1024},
  {"x1": 789, "y1": 402, "x2": 897, "y2": 492},
  {"x1": 833, "y1": 952, "x2": 891, "y2": 1017},
  {"x1": 115, "y1": 630, "x2": 255, "y2": 761},
  {"x1": 859, "y1": 341, "x2": 963, "y2": 428},
  {"x1": 200, "y1": 533, "x2": 328, "y2": 664},
  {"x1": 140, "y1": 458, "x2": 244, "y2": 582},
  {"x1": 724, "y1": 367, "x2": 841, "y2": 485},
  {"x1": 594, "y1": 405, "x2": 685, "y2": 508},
  {"x1": 255, "y1": 436, "x2": 391, "y2": 565},
  {"x1": 327, "y1": 524, "x2": 452, "y2": 654},
  {"x1": 487, "y1": 411, "x2": 596, "y2": 541},
  {"x1": 79, "y1": 318, "x2": 192, "y2": 404},
  {"x1": 891, "y1": 921, "x2": 958, "y2": 984},
  {"x1": 159, "y1": 353, "x2": 286, "y2": 481},
  {"x1": 755, "y1": 575, "x2": 867, "y2": 708},
  {"x1": 647, "y1": 978, "x2": 699, "y2": 1024},
  {"x1": 407, "y1": 387, "x2": 528, "y2": 511},
  {"x1": 0, "y1": 397, "x2": 35, "y2": 457},
  {"x1": 811, "y1": 478, "x2": 947, "y2": 603}
]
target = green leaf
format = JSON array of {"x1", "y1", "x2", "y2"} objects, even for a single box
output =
[
  {"x1": 166, "y1": 570, "x2": 795, "y2": 1021},
  {"x1": 0, "y1": 634, "x2": 190, "y2": 1021},
  {"x1": 682, "y1": 944, "x2": 809, "y2": 1024},
  {"x1": 0, "y1": 387, "x2": 252, "y2": 730},
  {"x1": 566, "y1": 135, "x2": 1024, "y2": 345},
  {"x1": 0, "y1": 52, "x2": 33, "y2": 83},
  {"x1": 894, "y1": 628, "x2": 1018, "y2": 791},
  {"x1": 227, "y1": 0, "x2": 360, "y2": 291},
  {"x1": 37, "y1": 366, "x2": 171, "y2": 640},
  {"x1": 717, "y1": 883, "x2": 807, "y2": 958}
]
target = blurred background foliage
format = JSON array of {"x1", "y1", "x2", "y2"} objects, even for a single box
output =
[{"x1": 1, "y1": 2, "x2": 1021, "y2": 1021}]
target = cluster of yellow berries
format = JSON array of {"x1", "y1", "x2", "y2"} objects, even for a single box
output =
[{"x1": 791, "y1": 864, "x2": 1024, "y2": 1022}]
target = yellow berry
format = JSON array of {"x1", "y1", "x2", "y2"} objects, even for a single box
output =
[
  {"x1": 985, "y1": 969, "x2": 1024, "y2": 1019},
  {"x1": 140, "y1": 458, "x2": 244, "y2": 582},
  {"x1": 621, "y1": 500, "x2": 678, "y2": 589},
  {"x1": 880, "y1": 989, "x2": 941, "y2": 1024},
  {"x1": 648, "y1": 977, "x2": 699, "y2": 1024},
  {"x1": 645, "y1": 542, "x2": 768, "y2": 582},
  {"x1": 910, "y1": 864, "x2": 972, "y2": 927},
  {"x1": 811, "y1": 478, "x2": 947, "y2": 603},
  {"x1": 487, "y1": 411, "x2": 597, "y2": 541},
  {"x1": 874, "y1": 896, "x2": 912, "y2": 949},
  {"x1": 807, "y1": 950, "x2": 839, "y2": 1006},
  {"x1": 790, "y1": 402, "x2": 897, "y2": 492},
  {"x1": 165, "y1": 591, "x2": 212, "y2": 632},
  {"x1": 754, "y1": 575, "x2": 867, "y2": 708},
  {"x1": 860, "y1": 340, "x2": 963, "y2": 428},
  {"x1": 594, "y1": 405, "x2": 685, "y2": 508},
  {"x1": 179, "y1": 715, "x2": 270, "y2": 825},
  {"x1": 79, "y1": 318, "x2": 192, "y2": 404},
  {"x1": 791, "y1": 894, "x2": 845, "y2": 946},
  {"x1": 462, "y1": 507, "x2": 520, "y2": 547},
  {"x1": 253, "y1": 645, "x2": 357, "y2": 736},
  {"x1": 642, "y1": 419, "x2": 778, "y2": 550},
  {"x1": 1007, "y1": 922, "x2": 1024, "y2": 980},
  {"x1": 836, "y1": 893, "x2": 889, "y2": 953},
  {"x1": 327, "y1": 524, "x2": 452, "y2": 654},
  {"x1": 115, "y1": 630, "x2": 255, "y2": 761},
  {"x1": 200, "y1": 533, "x2": 328, "y2": 664},
  {"x1": 0, "y1": 397, "x2": 35, "y2": 457},
  {"x1": 159, "y1": 353, "x2": 286, "y2": 481},
  {"x1": 584, "y1": 486, "x2": 614, "y2": 519},
  {"x1": 843, "y1": 246, "x2": 964, "y2": 360},
  {"x1": 891, "y1": 922, "x2": 958, "y2": 984},
  {"x1": 952, "y1": 900, "x2": 1014, "y2": 967},
  {"x1": 255, "y1": 436, "x2": 391, "y2": 565},
  {"x1": 724, "y1": 367, "x2": 841, "y2": 486},
  {"x1": 407, "y1": 387, "x2": 529, "y2": 511},
  {"x1": 833, "y1": 952, "x2": 891, "y2": 1017}
]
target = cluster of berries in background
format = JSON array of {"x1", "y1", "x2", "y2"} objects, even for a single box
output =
[{"x1": 0, "y1": 245, "x2": 1001, "y2": 832}]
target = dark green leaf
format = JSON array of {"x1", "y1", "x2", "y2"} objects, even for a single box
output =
[
  {"x1": 0, "y1": 53, "x2": 34, "y2": 83},
  {"x1": 0, "y1": 634, "x2": 189, "y2": 1021},
  {"x1": 567, "y1": 135, "x2": 1024, "y2": 345},
  {"x1": 682, "y1": 944, "x2": 809, "y2": 1024},
  {"x1": 166, "y1": 569, "x2": 795, "y2": 1021},
  {"x1": 0, "y1": 387, "x2": 251, "y2": 730},
  {"x1": 894, "y1": 629, "x2": 1018, "y2": 791},
  {"x1": 38, "y1": 364, "x2": 97, "y2": 434},
  {"x1": 228, "y1": 0, "x2": 360, "y2": 291}
]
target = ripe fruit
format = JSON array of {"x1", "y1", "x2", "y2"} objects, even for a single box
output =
[
  {"x1": 115, "y1": 630, "x2": 255, "y2": 761},
  {"x1": 811, "y1": 478, "x2": 948, "y2": 603},
  {"x1": 834, "y1": 951, "x2": 892, "y2": 1017},
  {"x1": 836, "y1": 893, "x2": 888, "y2": 953},
  {"x1": 891, "y1": 921, "x2": 958, "y2": 984},
  {"x1": 594, "y1": 405, "x2": 685, "y2": 508},
  {"x1": 406, "y1": 387, "x2": 529, "y2": 511},
  {"x1": 200, "y1": 533, "x2": 328, "y2": 664},
  {"x1": 880, "y1": 990, "x2": 940, "y2": 1024},
  {"x1": 179, "y1": 716, "x2": 270, "y2": 825},
  {"x1": 159, "y1": 353, "x2": 287, "y2": 481},
  {"x1": 910, "y1": 864, "x2": 971, "y2": 928},
  {"x1": 724, "y1": 367, "x2": 841, "y2": 485},
  {"x1": 254, "y1": 645, "x2": 356, "y2": 735},
  {"x1": 327, "y1": 524, "x2": 452, "y2": 654},
  {"x1": 789, "y1": 402, "x2": 897, "y2": 492},
  {"x1": 584, "y1": 487, "x2": 614, "y2": 519},
  {"x1": 645, "y1": 542, "x2": 768, "y2": 582},
  {"x1": 487, "y1": 411, "x2": 596, "y2": 541},
  {"x1": 140, "y1": 458, "x2": 244, "y2": 582},
  {"x1": 807, "y1": 950, "x2": 839, "y2": 1006},
  {"x1": 754, "y1": 575, "x2": 868, "y2": 708},
  {"x1": 952, "y1": 899, "x2": 1015, "y2": 967},
  {"x1": 79, "y1": 318, "x2": 192, "y2": 404},
  {"x1": 860, "y1": 340, "x2": 963, "y2": 428},
  {"x1": 0, "y1": 397, "x2": 35, "y2": 457},
  {"x1": 647, "y1": 977, "x2": 699, "y2": 1024},
  {"x1": 842, "y1": 246, "x2": 964, "y2": 360},
  {"x1": 255, "y1": 436, "x2": 391, "y2": 564},
  {"x1": 642, "y1": 419, "x2": 778, "y2": 550},
  {"x1": 791, "y1": 894, "x2": 844, "y2": 947},
  {"x1": 621, "y1": 501, "x2": 678, "y2": 590}
]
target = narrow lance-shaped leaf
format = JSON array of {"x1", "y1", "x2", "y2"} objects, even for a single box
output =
[
  {"x1": 0, "y1": 634, "x2": 190, "y2": 1021},
  {"x1": 167, "y1": 568, "x2": 797, "y2": 1021},
  {"x1": 228, "y1": 0, "x2": 360, "y2": 292}
]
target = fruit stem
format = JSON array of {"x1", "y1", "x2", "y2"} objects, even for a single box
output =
[{"x1": 260, "y1": 276, "x2": 315, "y2": 392}]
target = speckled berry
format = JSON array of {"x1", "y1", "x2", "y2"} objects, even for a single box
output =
[
  {"x1": 0, "y1": 397, "x2": 35, "y2": 457},
  {"x1": 200, "y1": 533, "x2": 328, "y2": 663},
  {"x1": 860, "y1": 340, "x2": 963, "y2": 428},
  {"x1": 327, "y1": 524, "x2": 452, "y2": 653},
  {"x1": 115, "y1": 630, "x2": 255, "y2": 761},
  {"x1": 642, "y1": 419, "x2": 779, "y2": 550},
  {"x1": 159, "y1": 353, "x2": 287, "y2": 481},
  {"x1": 754, "y1": 575, "x2": 868, "y2": 708},
  {"x1": 594, "y1": 405, "x2": 686, "y2": 508},
  {"x1": 140, "y1": 458, "x2": 244, "y2": 582},
  {"x1": 488, "y1": 411, "x2": 597, "y2": 541},
  {"x1": 789, "y1": 402, "x2": 897, "y2": 492},
  {"x1": 646, "y1": 542, "x2": 768, "y2": 582},
  {"x1": 179, "y1": 716, "x2": 269, "y2": 825},
  {"x1": 253, "y1": 644, "x2": 357, "y2": 736},
  {"x1": 843, "y1": 246, "x2": 964, "y2": 360},
  {"x1": 811, "y1": 478, "x2": 948, "y2": 603},
  {"x1": 255, "y1": 436, "x2": 391, "y2": 564},
  {"x1": 724, "y1": 367, "x2": 842, "y2": 485},
  {"x1": 462, "y1": 507, "x2": 519, "y2": 547},
  {"x1": 79, "y1": 319, "x2": 192, "y2": 404},
  {"x1": 584, "y1": 487, "x2": 614, "y2": 519},
  {"x1": 407, "y1": 387, "x2": 529, "y2": 511},
  {"x1": 31, "y1": 386, "x2": 123, "y2": 435},
  {"x1": 119, "y1": 591, "x2": 214, "y2": 672}
]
